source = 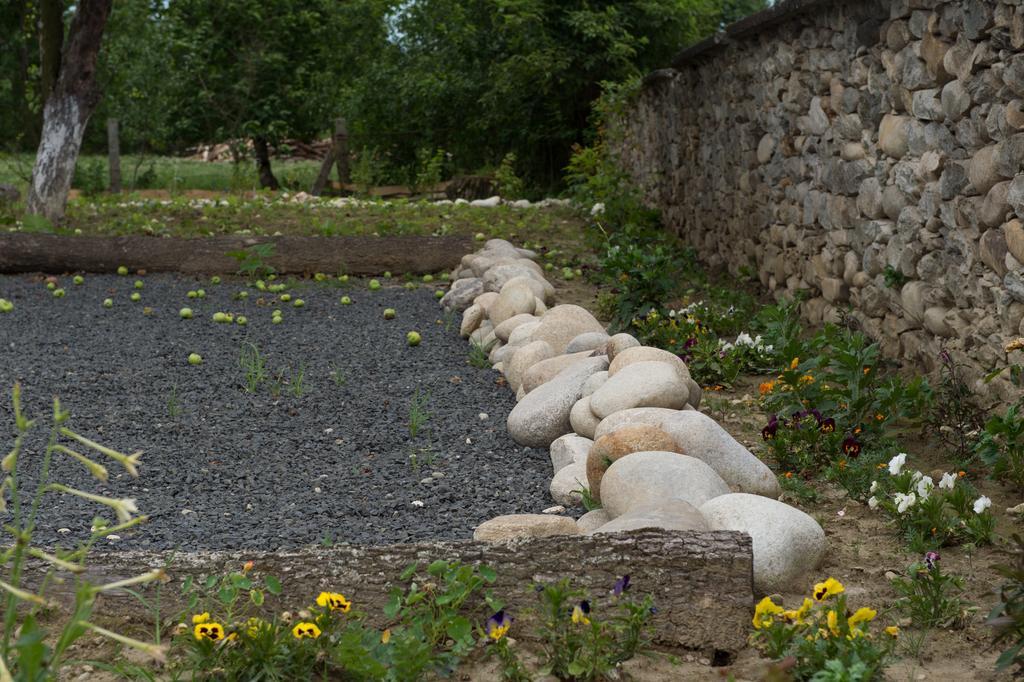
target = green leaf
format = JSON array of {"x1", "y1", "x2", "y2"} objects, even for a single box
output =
[
  {"x1": 479, "y1": 565, "x2": 497, "y2": 583},
  {"x1": 264, "y1": 575, "x2": 282, "y2": 595},
  {"x1": 400, "y1": 562, "x2": 418, "y2": 581},
  {"x1": 231, "y1": 575, "x2": 253, "y2": 589},
  {"x1": 383, "y1": 592, "x2": 401, "y2": 619},
  {"x1": 446, "y1": 616, "x2": 472, "y2": 643},
  {"x1": 204, "y1": 575, "x2": 218, "y2": 589},
  {"x1": 218, "y1": 585, "x2": 237, "y2": 604},
  {"x1": 181, "y1": 575, "x2": 193, "y2": 593},
  {"x1": 427, "y1": 559, "x2": 447, "y2": 576},
  {"x1": 250, "y1": 589, "x2": 264, "y2": 606}
]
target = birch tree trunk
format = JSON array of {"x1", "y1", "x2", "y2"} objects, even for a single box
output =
[{"x1": 26, "y1": 0, "x2": 113, "y2": 224}]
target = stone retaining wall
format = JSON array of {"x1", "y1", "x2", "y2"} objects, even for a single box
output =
[{"x1": 615, "y1": 0, "x2": 1024, "y2": 401}]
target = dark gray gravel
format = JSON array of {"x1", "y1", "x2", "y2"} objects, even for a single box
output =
[{"x1": 0, "y1": 273, "x2": 553, "y2": 550}]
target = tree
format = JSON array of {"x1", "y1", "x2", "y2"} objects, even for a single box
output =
[
  {"x1": 342, "y1": 0, "x2": 768, "y2": 190},
  {"x1": 26, "y1": 0, "x2": 113, "y2": 223},
  {"x1": 162, "y1": 0, "x2": 385, "y2": 189}
]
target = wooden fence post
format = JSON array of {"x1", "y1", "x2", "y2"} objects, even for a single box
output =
[
  {"x1": 107, "y1": 118, "x2": 121, "y2": 193},
  {"x1": 334, "y1": 117, "x2": 349, "y2": 185}
]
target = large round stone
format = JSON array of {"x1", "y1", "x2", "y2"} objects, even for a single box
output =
[
  {"x1": 473, "y1": 514, "x2": 580, "y2": 543},
  {"x1": 473, "y1": 292, "x2": 499, "y2": 316},
  {"x1": 569, "y1": 396, "x2": 600, "y2": 439},
  {"x1": 699, "y1": 494, "x2": 826, "y2": 594},
  {"x1": 531, "y1": 305, "x2": 607, "y2": 354},
  {"x1": 565, "y1": 331, "x2": 611, "y2": 354},
  {"x1": 460, "y1": 304, "x2": 484, "y2": 338},
  {"x1": 521, "y1": 351, "x2": 595, "y2": 393},
  {"x1": 591, "y1": 499, "x2": 707, "y2": 534},
  {"x1": 441, "y1": 277, "x2": 484, "y2": 312},
  {"x1": 550, "y1": 460, "x2": 588, "y2": 507},
  {"x1": 576, "y1": 508, "x2": 612, "y2": 533},
  {"x1": 600, "y1": 451, "x2": 729, "y2": 518},
  {"x1": 507, "y1": 320, "x2": 541, "y2": 346},
  {"x1": 589, "y1": 361, "x2": 690, "y2": 419},
  {"x1": 581, "y1": 371, "x2": 608, "y2": 397},
  {"x1": 505, "y1": 340, "x2": 555, "y2": 392},
  {"x1": 603, "y1": 333, "x2": 641, "y2": 360},
  {"x1": 490, "y1": 280, "x2": 538, "y2": 326},
  {"x1": 594, "y1": 408, "x2": 780, "y2": 498},
  {"x1": 494, "y1": 313, "x2": 537, "y2": 342},
  {"x1": 608, "y1": 346, "x2": 691, "y2": 382},
  {"x1": 586, "y1": 425, "x2": 681, "y2": 503},
  {"x1": 506, "y1": 357, "x2": 608, "y2": 448},
  {"x1": 549, "y1": 434, "x2": 592, "y2": 474}
]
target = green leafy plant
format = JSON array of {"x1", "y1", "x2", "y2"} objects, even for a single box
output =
[
  {"x1": 530, "y1": 575, "x2": 655, "y2": 680},
  {"x1": 289, "y1": 362, "x2": 307, "y2": 398},
  {"x1": 865, "y1": 454, "x2": 995, "y2": 552},
  {"x1": 227, "y1": 243, "x2": 277, "y2": 279},
  {"x1": 0, "y1": 384, "x2": 166, "y2": 677},
  {"x1": 329, "y1": 362, "x2": 347, "y2": 386},
  {"x1": 883, "y1": 265, "x2": 908, "y2": 289},
  {"x1": 573, "y1": 485, "x2": 601, "y2": 512},
  {"x1": 468, "y1": 339, "x2": 496, "y2": 369},
  {"x1": 988, "y1": 533, "x2": 1024, "y2": 673},
  {"x1": 974, "y1": 403, "x2": 1024, "y2": 492},
  {"x1": 73, "y1": 157, "x2": 107, "y2": 197},
  {"x1": 166, "y1": 382, "x2": 182, "y2": 418},
  {"x1": 890, "y1": 552, "x2": 968, "y2": 629},
  {"x1": 413, "y1": 147, "x2": 446, "y2": 194},
  {"x1": 750, "y1": 577, "x2": 897, "y2": 681}
]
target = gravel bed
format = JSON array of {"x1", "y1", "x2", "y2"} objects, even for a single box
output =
[{"x1": 0, "y1": 273, "x2": 554, "y2": 550}]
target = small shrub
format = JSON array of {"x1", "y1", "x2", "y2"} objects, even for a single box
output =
[
  {"x1": 988, "y1": 533, "x2": 1024, "y2": 674},
  {"x1": 408, "y1": 388, "x2": 431, "y2": 439},
  {"x1": 927, "y1": 349, "x2": 986, "y2": 470},
  {"x1": 73, "y1": 157, "x2": 106, "y2": 196},
  {"x1": 413, "y1": 147, "x2": 446, "y2": 194},
  {"x1": 750, "y1": 577, "x2": 897, "y2": 681},
  {"x1": 227, "y1": 242, "x2": 277, "y2": 279},
  {"x1": 890, "y1": 552, "x2": 968, "y2": 629},
  {"x1": 494, "y1": 152, "x2": 526, "y2": 200},
  {"x1": 531, "y1": 576, "x2": 655, "y2": 681},
  {"x1": 974, "y1": 403, "x2": 1024, "y2": 492},
  {"x1": 882, "y1": 265, "x2": 908, "y2": 289}
]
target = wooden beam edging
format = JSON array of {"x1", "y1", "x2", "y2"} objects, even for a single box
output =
[
  {"x1": 0, "y1": 234, "x2": 474, "y2": 275},
  {"x1": 77, "y1": 529, "x2": 753, "y2": 654}
]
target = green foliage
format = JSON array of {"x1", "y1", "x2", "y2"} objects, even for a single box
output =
[
  {"x1": 73, "y1": 157, "x2": 106, "y2": 197},
  {"x1": 494, "y1": 152, "x2": 526, "y2": 200},
  {"x1": 413, "y1": 147, "x2": 447, "y2": 194},
  {"x1": 890, "y1": 556, "x2": 968, "y2": 629},
  {"x1": 882, "y1": 265, "x2": 908, "y2": 289},
  {"x1": 751, "y1": 584, "x2": 897, "y2": 681},
  {"x1": 227, "y1": 242, "x2": 277, "y2": 279},
  {"x1": 531, "y1": 577, "x2": 655, "y2": 680},
  {"x1": 988, "y1": 533, "x2": 1024, "y2": 674},
  {"x1": 468, "y1": 339, "x2": 496, "y2": 369},
  {"x1": 0, "y1": 384, "x2": 165, "y2": 677},
  {"x1": 927, "y1": 350, "x2": 986, "y2": 470},
  {"x1": 975, "y1": 403, "x2": 1024, "y2": 491}
]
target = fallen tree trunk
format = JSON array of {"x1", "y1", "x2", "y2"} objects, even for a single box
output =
[
  {"x1": 55, "y1": 529, "x2": 754, "y2": 655},
  {"x1": 0, "y1": 234, "x2": 472, "y2": 275}
]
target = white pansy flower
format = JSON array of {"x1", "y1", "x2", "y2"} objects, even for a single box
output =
[
  {"x1": 911, "y1": 470, "x2": 923, "y2": 484},
  {"x1": 869, "y1": 480, "x2": 879, "y2": 493},
  {"x1": 973, "y1": 496, "x2": 992, "y2": 514},
  {"x1": 888, "y1": 453, "x2": 907, "y2": 476},
  {"x1": 894, "y1": 492, "x2": 917, "y2": 513},
  {"x1": 867, "y1": 496, "x2": 879, "y2": 510},
  {"x1": 916, "y1": 475, "x2": 934, "y2": 500},
  {"x1": 938, "y1": 472, "x2": 956, "y2": 490},
  {"x1": 735, "y1": 332, "x2": 755, "y2": 347}
]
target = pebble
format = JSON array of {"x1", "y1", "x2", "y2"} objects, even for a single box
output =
[
  {"x1": 411, "y1": 500, "x2": 425, "y2": 507},
  {"x1": 542, "y1": 505, "x2": 566, "y2": 514},
  {"x1": 478, "y1": 412, "x2": 489, "y2": 420}
]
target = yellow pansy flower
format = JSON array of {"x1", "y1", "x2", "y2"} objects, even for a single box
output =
[
  {"x1": 827, "y1": 610, "x2": 840, "y2": 637},
  {"x1": 191, "y1": 612, "x2": 210, "y2": 624},
  {"x1": 752, "y1": 596, "x2": 784, "y2": 629},
  {"x1": 812, "y1": 577, "x2": 845, "y2": 601},
  {"x1": 292, "y1": 622, "x2": 321, "y2": 639},
  {"x1": 193, "y1": 622, "x2": 225, "y2": 641},
  {"x1": 316, "y1": 591, "x2": 352, "y2": 613}
]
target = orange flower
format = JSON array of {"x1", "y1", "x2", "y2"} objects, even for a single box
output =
[
  {"x1": 790, "y1": 357, "x2": 800, "y2": 370},
  {"x1": 242, "y1": 561, "x2": 254, "y2": 573},
  {"x1": 862, "y1": 366, "x2": 871, "y2": 375},
  {"x1": 838, "y1": 459, "x2": 847, "y2": 470},
  {"x1": 785, "y1": 472, "x2": 793, "y2": 479},
  {"x1": 958, "y1": 470, "x2": 966, "y2": 478},
  {"x1": 875, "y1": 413, "x2": 885, "y2": 421},
  {"x1": 759, "y1": 381, "x2": 775, "y2": 395}
]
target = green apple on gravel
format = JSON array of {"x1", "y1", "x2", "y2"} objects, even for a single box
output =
[
  {"x1": 340, "y1": 296, "x2": 352, "y2": 305},
  {"x1": 383, "y1": 308, "x2": 396, "y2": 320},
  {"x1": 188, "y1": 353, "x2": 203, "y2": 365},
  {"x1": 102, "y1": 298, "x2": 113, "y2": 308},
  {"x1": 117, "y1": 266, "x2": 129, "y2": 276},
  {"x1": 130, "y1": 292, "x2": 141, "y2": 301},
  {"x1": 0, "y1": 299, "x2": 13, "y2": 313},
  {"x1": 73, "y1": 275, "x2": 84, "y2": 285},
  {"x1": 368, "y1": 279, "x2": 381, "y2": 291},
  {"x1": 180, "y1": 307, "x2": 193, "y2": 319},
  {"x1": 406, "y1": 331, "x2": 422, "y2": 346}
]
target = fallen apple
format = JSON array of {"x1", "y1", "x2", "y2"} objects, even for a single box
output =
[
  {"x1": 117, "y1": 266, "x2": 129, "y2": 276},
  {"x1": 383, "y1": 308, "x2": 396, "y2": 320},
  {"x1": 211, "y1": 276, "x2": 221, "y2": 285},
  {"x1": 422, "y1": 274, "x2": 434, "y2": 283},
  {"x1": 188, "y1": 353, "x2": 203, "y2": 365},
  {"x1": 212, "y1": 312, "x2": 228, "y2": 323},
  {"x1": 340, "y1": 296, "x2": 352, "y2": 305},
  {"x1": 338, "y1": 274, "x2": 349, "y2": 283},
  {"x1": 187, "y1": 290, "x2": 198, "y2": 298},
  {"x1": 383, "y1": 271, "x2": 392, "y2": 278},
  {"x1": 292, "y1": 299, "x2": 305, "y2": 307},
  {"x1": 134, "y1": 280, "x2": 144, "y2": 290},
  {"x1": 73, "y1": 275, "x2": 84, "y2": 285},
  {"x1": 102, "y1": 298, "x2": 113, "y2": 308},
  {"x1": 280, "y1": 293, "x2": 292, "y2": 302},
  {"x1": 180, "y1": 307, "x2": 193, "y2": 319},
  {"x1": 314, "y1": 272, "x2": 326, "y2": 282},
  {"x1": 434, "y1": 289, "x2": 445, "y2": 299},
  {"x1": 46, "y1": 282, "x2": 56, "y2": 290},
  {"x1": 196, "y1": 289, "x2": 206, "y2": 298},
  {"x1": 404, "y1": 282, "x2": 417, "y2": 290},
  {"x1": 406, "y1": 331, "x2": 422, "y2": 346},
  {"x1": 0, "y1": 299, "x2": 13, "y2": 313},
  {"x1": 52, "y1": 288, "x2": 65, "y2": 298},
  {"x1": 236, "y1": 315, "x2": 247, "y2": 325},
  {"x1": 129, "y1": 292, "x2": 141, "y2": 302},
  {"x1": 368, "y1": 279, "x2": 381, "y2": 291}
]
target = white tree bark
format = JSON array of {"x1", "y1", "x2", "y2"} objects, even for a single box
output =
[{"x1": 26, "y1": 96, "x2": 85, "y2": 224}]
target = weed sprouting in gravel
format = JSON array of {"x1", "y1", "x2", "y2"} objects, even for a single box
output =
[
  {"x1": 408, "y1": 388, "x2": 431, "y2": 439},
  {"x1": 468, "y1": 340, "x2": 495, "y2": 369},
  {"x1": 289, "y1": 362, "x2": 307, "y2": 398},
  {"x1": 166, "y1": 383, "x2": 182, "y2": 419},
  {"x1": 227, "y1": 243, "x2": 277, "y2": 280},
  {"x1": 239, "y1": 342, "x2": 268, "y2": 393},
  {"x1": 329, "y1": 363, "x2": 347, "y2": 386}
]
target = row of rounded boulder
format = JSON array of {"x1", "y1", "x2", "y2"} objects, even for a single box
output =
[{"x1": 441, "y1": 239, "x2": 826, "y2": 594}]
